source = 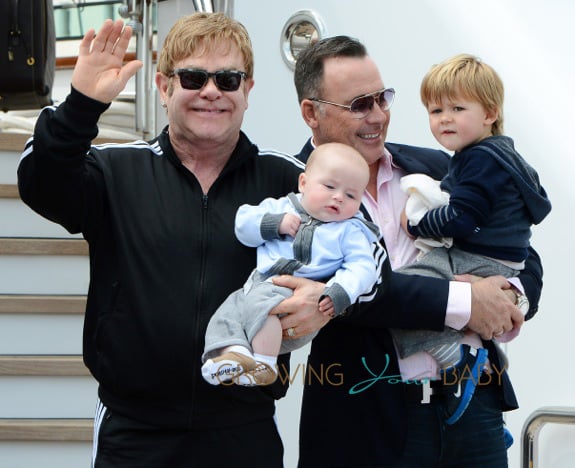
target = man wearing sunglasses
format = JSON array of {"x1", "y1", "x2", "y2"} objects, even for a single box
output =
[
  {"x1": 280, "y1": 36, "x2": 543, "y2": 467},
  {"x1": 17, "y1": 13, "x2": 325, "y2": 468}
]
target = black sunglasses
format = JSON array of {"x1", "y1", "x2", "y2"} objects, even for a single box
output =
[
  {"x1": 310, "y1": 88, "x2": 395, "y2": 119},
  {"x1": 170, "y1": 69, "x2": 247, "y2": 92}
]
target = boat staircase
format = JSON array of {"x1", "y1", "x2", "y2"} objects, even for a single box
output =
[{"x1": 0, "y1": 132, "x2": 107, "y2": 467}]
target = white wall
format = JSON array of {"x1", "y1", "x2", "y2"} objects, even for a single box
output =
[
  {"x1": 232, "y1": 1, "x2": 575, "y2": 467},
  {"x1": 33, "y1": 1, "x2": 572, "y2": 467},
  {"x1": 36, "y1": 1, "x2": 569, "y2": 467}
]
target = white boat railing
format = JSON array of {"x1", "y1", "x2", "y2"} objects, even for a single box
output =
[
  {"x1": 521, "y1": 406, "x2": 575, "y2": 467},
  {"x1": 119, "y1": 0, "x2": 156, "y2": 139}
]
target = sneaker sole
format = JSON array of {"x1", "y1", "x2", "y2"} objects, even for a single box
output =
[{"x1": 236, "y1": 362, "x2": 278, "y2": 386}]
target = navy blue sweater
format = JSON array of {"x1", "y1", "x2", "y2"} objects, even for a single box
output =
[{"x1": 408, "y1": 135, "x2": 551, "y2": 262}]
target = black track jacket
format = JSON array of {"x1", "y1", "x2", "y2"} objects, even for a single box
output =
[{"x1": 17, "y1": 88, "x2": 307, "y2": 430}]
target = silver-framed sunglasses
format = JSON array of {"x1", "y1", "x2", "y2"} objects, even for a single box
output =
[{"x1": 310, "y1": 88, "x2": 395, "y2": 119}]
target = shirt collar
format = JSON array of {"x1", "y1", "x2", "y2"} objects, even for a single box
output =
[{"x1": 376, "y1": 146, "x2": 396, "y2": 186}]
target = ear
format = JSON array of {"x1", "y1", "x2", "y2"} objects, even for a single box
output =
[
  {"x1": 245, "y1": 77, "x2": 255, "y2": 93},
  {"x1": 155, "y1": 72, "x2": 170, "y2": 106},
  {"x1": 243, "y1": 77, "x2": 255, "y2": 109},
  {"x1": 301, "y1": 99, "x2": 320, "y2": 129},
  {"x1": 484, "y1": 107, "x2": 499, "y2": 126},
  {"x1": 298, "y1": 172, "x2": 307, "y2": 192}
]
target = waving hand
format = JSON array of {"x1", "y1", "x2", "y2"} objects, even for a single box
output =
[{"x1": 72, "y1": 19, "x2": 143, "y2": 104}]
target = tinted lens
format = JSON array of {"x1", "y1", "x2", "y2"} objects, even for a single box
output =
[
  {"x1": 349, "y1": 89, "x2": 395, "y2": 117},
  {"x1": 214, "y1": 71, "x2": 244, "y2": 91},
  {"x1": 176, "y1": 70, "x2": 244, "y2": 91},
  {"x1": 178, "y1": 70, "x2": 209, "y2": 90},
  {"x1": 349, "y1": 95, "x2": 374, "y2": 114},
  {"x1": 378, "y1": 88, "x2": 395, "y2": 111}
]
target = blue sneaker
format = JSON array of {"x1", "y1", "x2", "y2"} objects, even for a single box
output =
[
  {"x1": 503, "y1": 426, "x2": 514, "y2": 449},
  {"x1": 441, "y1": 345, "x2": 488, "y2": 425}
]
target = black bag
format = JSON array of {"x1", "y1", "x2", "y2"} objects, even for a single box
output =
[{"x1": 0, "y1": 0, "x2": 55, "y2": 112}]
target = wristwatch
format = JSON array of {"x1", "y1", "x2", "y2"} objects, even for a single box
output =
[{"x1": 513, "y1": 289, "x2": 530, "y2": 315}]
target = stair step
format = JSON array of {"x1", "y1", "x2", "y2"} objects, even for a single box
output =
[
  {"x1": 0, "y1": 294, "x2": 86, "y2": 314},
  {"x1": 0, "y1": 418, "x2": 93, "y2": 441},
  {"x1": 0, "y1": 133, "x2": 31, "y2": 153},
  {"x1": 0, "y1": 355, "x2": 89, "y2": 376},
  {"x1": 0, "y1": 238, "x2": 88, "y2": 256},
  {"x1": 0, "y1": 184, "x2": 18, "y2": 198},
  {"x1": 0, "y1": 131, "x2": 136, "y2": 153}
]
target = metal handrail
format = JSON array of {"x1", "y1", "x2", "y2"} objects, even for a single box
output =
[
  {"x1": 521, "y1": 406, "x2": 575, "y2": 467},
  {"x1": 119, "y1": 0, "x2": 156, "y2": 139}
]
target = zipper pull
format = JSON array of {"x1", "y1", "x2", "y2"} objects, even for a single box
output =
[
  {"x1": 8, "y1": 29, "x2": 20, "y2": 61},
  {"x1": 9, "y1": 29, "x2": 20, "y2": 47}
]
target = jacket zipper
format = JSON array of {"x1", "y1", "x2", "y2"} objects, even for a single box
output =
[{"x1": 188, "y1": 193, "x2": 210, "y2": 428}]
